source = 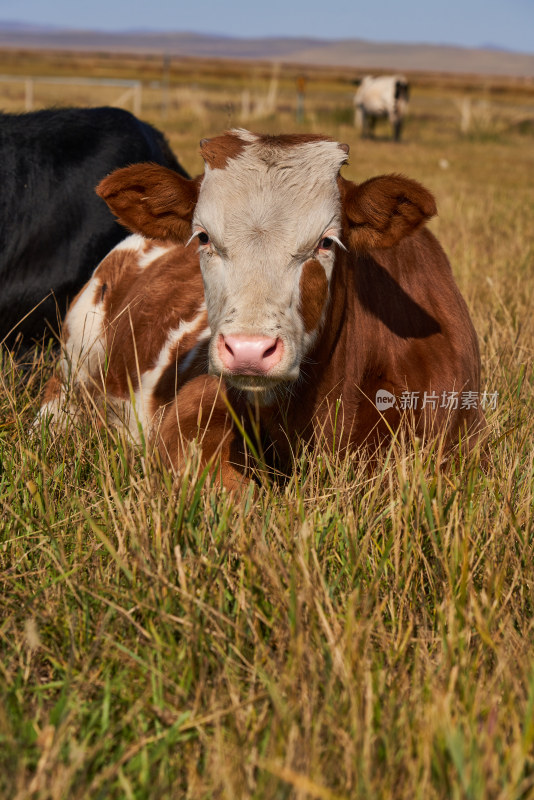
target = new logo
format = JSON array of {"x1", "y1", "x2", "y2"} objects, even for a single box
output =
[{"x1": 375, "y1": 389, "x2": 397, "y2": 411}]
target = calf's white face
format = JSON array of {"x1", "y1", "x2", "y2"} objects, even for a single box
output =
[{"x1": 190, "y1": 131, "x2": 348, "y2": 400}]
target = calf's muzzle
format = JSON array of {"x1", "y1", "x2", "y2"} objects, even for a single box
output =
[{"x1": 218, "y1": 334, "x2": 284, "y2": 375}]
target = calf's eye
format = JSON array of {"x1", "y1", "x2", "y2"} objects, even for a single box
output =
[
  {"x1": 318, "y1": 237, "x2": 334, "y2": 250},
  {"x1": 197, "y1": 231, "x2": 210, "y2": 245}
]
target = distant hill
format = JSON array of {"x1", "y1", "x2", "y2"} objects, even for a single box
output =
[{"x1": 1, "y1": 24, "x2": 534, "y2": 77}]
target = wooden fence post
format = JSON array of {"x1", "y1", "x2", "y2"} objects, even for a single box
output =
[{"x1": 25, "y1": 78, "x2": 34, "y2": 111}]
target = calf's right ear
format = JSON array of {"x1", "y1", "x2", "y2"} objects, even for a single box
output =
[{"x1": 96, "y1": 164, "x2": 200, "y2": 243}]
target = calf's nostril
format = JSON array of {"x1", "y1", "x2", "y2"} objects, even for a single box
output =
[
  {"x1": 263, "y1": 343, "x2": 277, "y2": 359},
  {"x1": 224, "y1": 340, "x2": 234, "y2": 357}
]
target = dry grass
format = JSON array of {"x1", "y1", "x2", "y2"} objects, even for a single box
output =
[{"x1": 0, "y1": 49, "x2": 533, "y2": 799}]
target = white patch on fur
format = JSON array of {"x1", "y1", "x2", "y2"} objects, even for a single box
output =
[
  {"x1": 109, "y1": 234, "x2": 171, "y2": 271},
  {"x1": 33, "y1": 396, "x2": 64, "y2": 432},
  {"x1": 138, "y1": 242, "x2": 172, "y2": 270},
  {"x1": 112, "y1": 233, "x2": 147, "y2": 254},
  {"x1": 232, "y1": 128, "x2": 259, "y2": 143},
  {"x1": 60, "y1": 275, "x2": 106, "y2": 385},
  {"x1": 126, "y1": 303, "x2": 209, "y2": 440}
]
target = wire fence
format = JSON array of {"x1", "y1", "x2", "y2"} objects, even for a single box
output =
[{"x1": 0, "y1": 75, "x2": 142, "y2": 115}]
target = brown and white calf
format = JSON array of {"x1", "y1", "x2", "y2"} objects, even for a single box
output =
[{"x1": 40, "y1": 130, "x2": 485, "y2": 489}]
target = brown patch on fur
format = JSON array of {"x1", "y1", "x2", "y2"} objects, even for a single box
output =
[
  {"x1": 61, "y1": 318, "x2": 70, "y2": 343},
  {"x1": 97, "y1": 164, "x2": 201, "y2": 243},
  {"x1": 200, "y1": 132, "x2": 248, "y2": 169},
  {"x1": 157, "y1": 376, "x2": 244, "y2": 491},
  {"x1": 256, "y1": 132, "x2": 335, "y2": 148},
  {"x1": 177, "y1": 337, "x2": 210, "y2": 385},
  {"x1": 299, "y1": 259, "x2": 329, "y2": 333},
  {"x1": 100, "y1": 243, "x2": 205, "y2": 398},
  {"x1": 42, "y1": 374, "x2": 63, "y2": 405},
  {"x1": 93, "y1": 243, "x2": 151, "y2": 321},
  {"x1": 339, "y1": 174, "x2": 437, "y2": 250}
]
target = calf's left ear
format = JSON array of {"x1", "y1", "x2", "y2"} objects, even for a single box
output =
[
  {"x1": 340, "y1": 174, "x2": 437, "y2": 250},
  {"x1": 97, "y1": 164, "x2": 200, "y2": 243}
]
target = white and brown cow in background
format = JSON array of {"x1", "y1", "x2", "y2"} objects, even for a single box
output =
[
  {"x1": 354, "y1": 75, "x2": 410, "y2": 141},
  {"x1": 40, "y1": 129, "x2": 485, "y2": 490}
]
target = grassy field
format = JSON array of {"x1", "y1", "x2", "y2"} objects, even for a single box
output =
[{"x1": 1, "y1": 50, "x2": 533, "y2": 799}]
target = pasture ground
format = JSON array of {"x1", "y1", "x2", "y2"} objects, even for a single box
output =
[{"x1": 0, "y1": 49, "x2": 533, "y2": 799}]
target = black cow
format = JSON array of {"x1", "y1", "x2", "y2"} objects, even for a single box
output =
[{"x1": 0, "y1": 106, "x2": 190, "y2": 347}]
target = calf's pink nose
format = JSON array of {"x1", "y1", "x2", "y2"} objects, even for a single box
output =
[{"x1": 218, "y1": 334, "x2": 283, "y2": 374}]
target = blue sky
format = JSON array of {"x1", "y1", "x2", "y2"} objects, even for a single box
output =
[{"x1": 0, "y1": 0, "x2": 533, "y2": 53}]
